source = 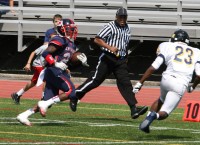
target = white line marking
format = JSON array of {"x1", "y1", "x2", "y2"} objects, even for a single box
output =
[
  {"x1": 0, "y1": 117, "x2": 200, "y2": 144},
  {"x1": 0, "y1": 117, "x2": 200, "y2": 134},
  {"x1": 1, "y1": 141, "x2": 200, "y2": 144}
]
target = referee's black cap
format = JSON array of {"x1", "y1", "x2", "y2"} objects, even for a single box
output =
[{"x1": 116, "y1": 7, "x2": 128, "y2": 16}]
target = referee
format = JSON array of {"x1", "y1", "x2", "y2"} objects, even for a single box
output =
[{"x1": 72, "y1": 7, "x2": 148, "y2": 119}]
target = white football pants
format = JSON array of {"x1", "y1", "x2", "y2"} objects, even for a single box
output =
[{"x1": 159, "y1": 74, "x2": 187, "y2": 114}]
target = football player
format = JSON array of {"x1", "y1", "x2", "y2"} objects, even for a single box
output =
[
  {"x1": 11, "y1": 44, "x2": 47, "y2": 104},
  {"x1": 16, "y1": 19, "x2": 88, "y2": 126},
  {"x1": 133, "y1": 29, "x2": 200, "y2": 133},
  {"x1": 11, "y1": 14, "x2": 63, "y2": 104},
  {"x1": 43, "y1": 14, "x2": 63, "y2": 45}
]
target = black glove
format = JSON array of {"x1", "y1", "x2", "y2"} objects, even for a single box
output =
[{"x1": 187, "y1": 85, "x2": 194, "y2": 93}]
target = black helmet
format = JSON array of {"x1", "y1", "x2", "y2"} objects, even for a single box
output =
[{"x1": 170, "y1": 29, "x2": 190, "y2": 44}]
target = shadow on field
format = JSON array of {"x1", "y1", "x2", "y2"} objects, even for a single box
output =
[
  {"x1": 76, "y1": 117, "x2": 136, "y2": 123},
  {"x1": 156, "y1": 134, "x2": 190, "y2": 140},
  {"x1": 38, "y1": 123, "x2": 73, "y2": 127},
  {"x1": 140, "y1": 134, "x2": 190, "y2": 140}
]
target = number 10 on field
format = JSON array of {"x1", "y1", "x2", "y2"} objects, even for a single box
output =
[{"x1": 183, "y1": 100, "x2": 200, "y2": 122}]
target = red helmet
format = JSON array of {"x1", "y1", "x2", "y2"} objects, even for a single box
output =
[{"x1": 57, "y1": 19, "x2": 78, "y2": 40}]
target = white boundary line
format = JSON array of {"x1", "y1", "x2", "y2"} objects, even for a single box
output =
[
  {"x1": 0, "y1": 117, "x2": 200, "y2": 133},
  {"x1": 1, "y1": 141, "x2": 200, "y2": 144},
  {"x1": 0, "y1": 117, "x2": 199, "y2": 144}
]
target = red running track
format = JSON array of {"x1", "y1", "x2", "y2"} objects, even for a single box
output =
[{"x1": 0, "y1": 79, "x2": 199, "y2": 108}]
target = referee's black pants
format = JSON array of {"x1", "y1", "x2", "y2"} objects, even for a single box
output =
[{"x1": 76, "y1": 53, "x2": 138, "y2": 108}]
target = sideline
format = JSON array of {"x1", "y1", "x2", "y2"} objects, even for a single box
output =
[
  {"x1": 0, "y1": 117, "x2": 199, "y2": 144},
  {"x1": 0, "y1": 73, "x2": 160, "y2": 86}
]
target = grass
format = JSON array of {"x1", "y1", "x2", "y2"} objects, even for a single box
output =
[{"x1": 0, "y1": 98, "x2": 199, "y2": 144}]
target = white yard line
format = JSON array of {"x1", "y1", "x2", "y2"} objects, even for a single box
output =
[
  {"x1": 0, "y1": 117, "x2": 199, "y2": 144},
  {"x1": 1, "y1": 141, "x2": 200, "y2": 144},
  {"x1": 0, "y1": 117, "x2": 199, "y2": 133}
]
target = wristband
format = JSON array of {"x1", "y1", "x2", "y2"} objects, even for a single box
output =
[{"x1": 45, "y1": 54, "x2": 55, "y2": 65}]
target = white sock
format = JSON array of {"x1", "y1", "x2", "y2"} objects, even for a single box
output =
[
  {"x1": 45, "y1": 96, "x2": 61, "y2": 106},
  {"x1": 20, "y1": 108, "x2": 35, "y2": 118},
  {"x1": 147, "y1": 111, "x2": 151, "y2": 116},
  {"x1": 156, "y1": 113, "x2": 159, "y2": 119},
  {"x1": 17, "y1": 88, "x2": 25, "y2": 96}
]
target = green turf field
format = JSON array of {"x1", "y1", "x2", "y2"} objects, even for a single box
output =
[{"x1": 0, "y1": 98, "x2": 200, "y2": 144}]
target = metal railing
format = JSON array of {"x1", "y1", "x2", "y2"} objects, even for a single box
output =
[{"x1": 0, "y1": 0, "x2": 200, "y2": 51}]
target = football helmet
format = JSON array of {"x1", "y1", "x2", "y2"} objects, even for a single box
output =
[
  {"x1": 56, "y1": 19, "x2": 78, "y2": 40},
  {"x1": 170, "y1": 29, "x2": 190, "y2": 44}
]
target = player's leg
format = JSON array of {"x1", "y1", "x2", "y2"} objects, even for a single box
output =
[
  {"x1": 158, "y1": 91, "x2": 182, "y2": 120},
  {"x1": 158, "y1": 75, "x2": 187, "y2": 120},
  {"x1": 139, "y1": 75, "x2": 168, "y2": 133},
  {"x1": 113, "y1": 61, "x2": 148, "y2": 119},
  {"x1": 150, "y1": 99, "x2": 163, "y2": 113},
  {"x1": 140, "y1": 75, "x2": 186, "y2": 133},
  {"x1": 38, "y1": 80, "x2": 59, "y2": 117},
  {"x1": 11, "y1": 66, "x2": 43, "y2": 104},
  {"x1": 76, "y1": 55, "x2": 110, "y2": 100},
  {"x1": 41, "y1": 81, "x2": 46, "y2": 98},
  {"x1": 139, "y1": 99, "x2": 165, "y2": 133},
  {"x1": 11, "y1": 81, "x2": 36, "y2": 104},
  {"x1": 139, "y1": 98, "x2": 164, "y2": 133},
  {"x1": 146, "y1": 76, "x2": 168, "y2": 116},
  {"x1": 37, "y1": 69, "x2": 60, "y2": 117},
  {"x1": 16, "y1": 82, "x2": 56, "y2": 126},
  {"x1": 139, "y1": 91, "x2": 182, "y2": 129},
  {"x1": 139, "y1": 75, "x2": 170, "y2": 133},
  {"x1": 56, "y1": 73, "x2": 78, "y2": 111},
  {"x1": 16, "y1": 96, "x2": 46, "y2": 126},
  {"x1": 38, "y1": 68, "x2": 75, "y2": 114},
  {"x1": 16, "y1": 104, "x2": 39, "y2": 126}
]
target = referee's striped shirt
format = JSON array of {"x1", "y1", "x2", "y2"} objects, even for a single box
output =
[{"x1": 96, "y1": 20, "x2": 131, "y2": 57}]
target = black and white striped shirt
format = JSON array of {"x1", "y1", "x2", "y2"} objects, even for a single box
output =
[{"x1": 97, "y1": 20, "x2": 131, "y2": 57}]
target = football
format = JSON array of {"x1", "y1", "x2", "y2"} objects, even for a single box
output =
[{"x1": 70, "y1": 52, "x2": 82, "y2": 65}]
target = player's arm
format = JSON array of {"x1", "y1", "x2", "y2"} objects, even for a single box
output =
[
  {"x1": 133, "y1": 49, "x2": 165, "y2": 93},
  {"x1": 23, "y1": 51, "x2": 36, "y2": 72},
  {"x1": 42, "y1": 36, "x2": 64, "y2": 65},
  {"x1": 25, "y1": 44, "x2": 48, "y2": 70},
  {"x1": 140, "y1": 66, "x2": 156, "y2": 84},
  {"x1": 94, "y1": 37, "x2": 118, "y2": 54},
  {"x1": 188, "y1": 62, "x2": 200, "y2": 93},
  {"x1": 132, "y1": 66, "x2": 156, "y2": 93},
  {"x1": 190, "y1": 75, "x2": 200, "y2": 90},
  {"x1": 42, "y1": 45, "x2": 67, "y2": 70},
  {"x1": 141, "y1": 45, "x2": 166, "y2": 82},
  {"x1": 94, "y1": 24, "x2": 118, "y2": 55},
  {"x1": 42, "y1": 45, "x2": 57, "y2": 65}
]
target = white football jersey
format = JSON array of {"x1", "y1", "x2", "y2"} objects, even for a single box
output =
[
  {"x1": 152, "y1": 42, "x2": 200, "y2": 85},
  {"x1": 32, "y1": 44, "x2": 48, "y2": 67}
]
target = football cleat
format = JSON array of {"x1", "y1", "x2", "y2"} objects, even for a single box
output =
[
  {"x1": 11, "y1": 92, "x2": 21, "y2": 104},
  {"x1": 131, "y1": 106, "x2": 148, "y2": 119},
  {"x1": 139, "y1": 111, "x2": 157, "y2": 133},
  {"x1": 16, "y1": 114, "x2": 32, "y2": 126},
  {"x1": 69, "y1": 98, "x2": 78, "y2": 112},
  {"x1": 38, "y1": 101, "x2": 49, "y2": 117}
]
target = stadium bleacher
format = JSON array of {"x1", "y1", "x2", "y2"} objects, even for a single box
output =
[
  {"x1": 0, "y1": 0, "x2": 199, "y2": 80},
  {"x1": 0, "y1": 0, "x2": 200, "y2": 51}
]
